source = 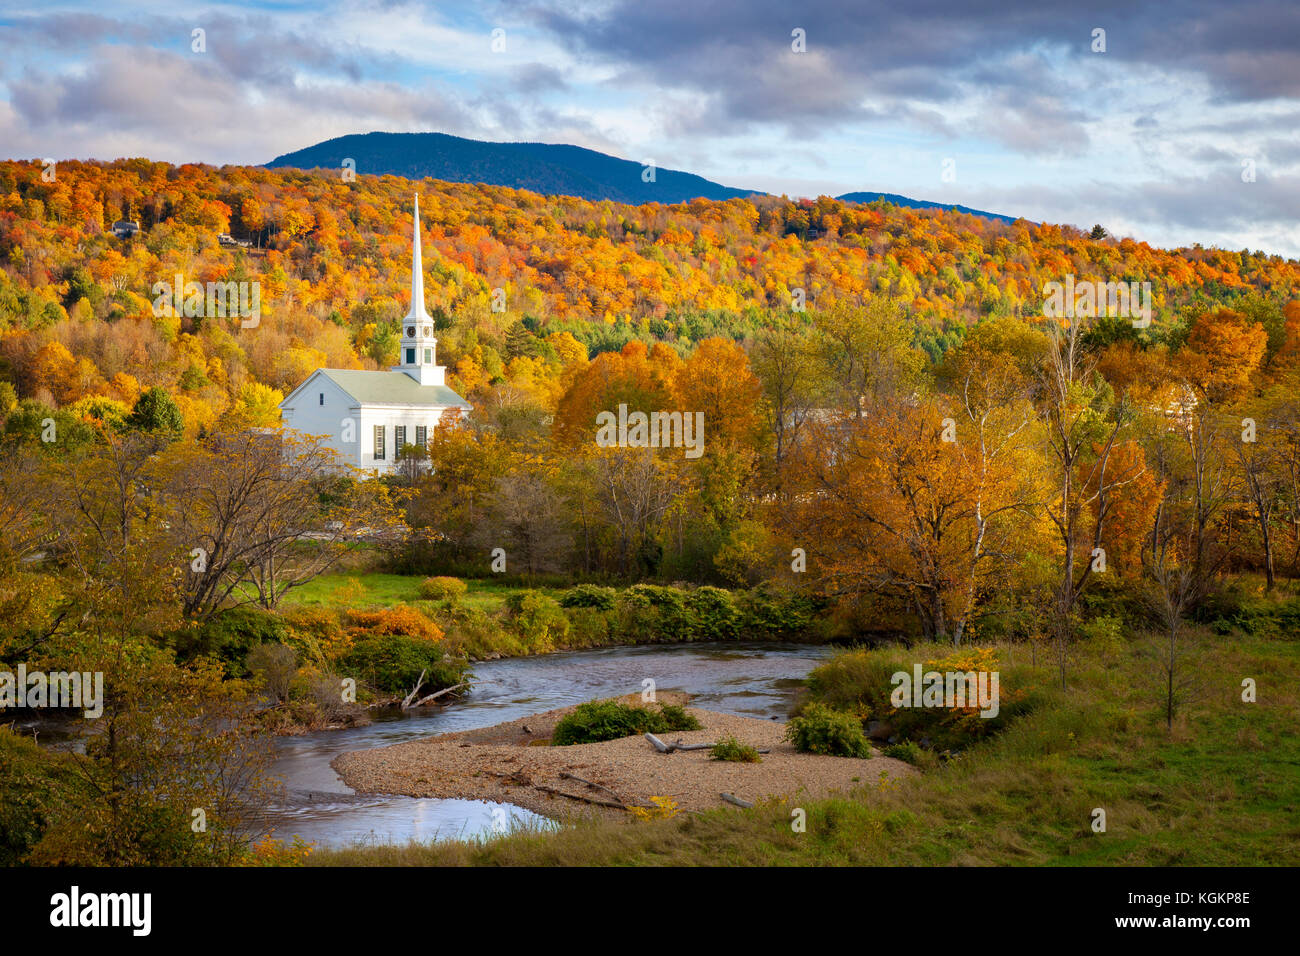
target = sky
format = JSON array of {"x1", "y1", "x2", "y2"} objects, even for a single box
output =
[{"x1": 1, "y1": 0, "x2": 1298, "y2": 256}]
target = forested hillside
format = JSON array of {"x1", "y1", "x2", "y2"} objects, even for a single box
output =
[{"x1": 1, "y1": 157, "x2": 1297, "y2": 437}]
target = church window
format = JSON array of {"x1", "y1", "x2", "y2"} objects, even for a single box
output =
[
  {"x1": 424, "y1": 348, "x2": 432, "y2": 364},
  {"x1": 374, "y1": 425, "x2": 385, "y2": 460},
  {"x1": 395, "y1": 425, "x2": 406, "y2": 449},
  {"x1": 415, "y1": 425, "x2": 427, "y2": 447}
]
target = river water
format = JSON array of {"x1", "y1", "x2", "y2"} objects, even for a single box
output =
[{"x1": 268, "y1": 641, "x2": 832, "y2": 849}]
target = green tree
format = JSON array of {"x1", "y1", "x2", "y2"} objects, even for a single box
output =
[{"x1": 124, "y1": 386, "x2": 184, "y2": 441}]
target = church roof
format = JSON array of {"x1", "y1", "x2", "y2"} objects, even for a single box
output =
[{"x1": 311, "y1": 368, "x2": 471, "y2": 408}]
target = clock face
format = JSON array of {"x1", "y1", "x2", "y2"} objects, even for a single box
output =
[
  {"x1": 406, "y1": 326, "x2": 415, "y2": 338},
  {"x1": 423, "y1": 326, "x2": 432, "y2": 337}
]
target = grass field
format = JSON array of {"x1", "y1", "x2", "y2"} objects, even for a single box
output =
[
  {"x1": 312, "y1": 625, "x2": 1300, "y2": 866},
  {"x1": 279, "y1": 572, "x2": 560, "y2": 616}
]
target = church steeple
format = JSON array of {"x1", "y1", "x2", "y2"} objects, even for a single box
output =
[
  {"x1": 406, "y1": 193, "x2": 432, "y2": 323},
  {"x1": 395, "y1": 194, "x2": 445, "y2": 386}
]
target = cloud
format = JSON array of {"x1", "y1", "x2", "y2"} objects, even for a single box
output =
[
  {"x1": 1, "y1": 0, "x2": 1298, "y2": 256},
  {"x1": 4, "y1": 43, "x2": 483, "y2": 164}
]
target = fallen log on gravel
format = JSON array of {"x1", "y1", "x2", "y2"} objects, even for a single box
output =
[
  {"x1": 535, "y1": 784, "x2": 629, "y2": 810},
  {"x1": 720, "y1": 792, "x2": 754, "y2": 808},
  {"x1": 559, "y1": 770, "x2": 630, "y2": 804},
  {"x1": 646, "y1": 733, "x2": 726, "y2": 754}
]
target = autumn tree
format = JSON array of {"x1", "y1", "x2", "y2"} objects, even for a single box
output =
[
  {"x1": 1175, "y1": 308, "x2": 1268, "y2": 586},
  {"x1": 1037, "y1": 319, "x2": 1136, "y2": 687},
  {"x1": 157, "y1": 428, "x2": 405, "y2": 616}
]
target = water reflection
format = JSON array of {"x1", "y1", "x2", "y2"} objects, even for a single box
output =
[{"x1": 271, "y1": 642, "x2": 833, "y2": 849}]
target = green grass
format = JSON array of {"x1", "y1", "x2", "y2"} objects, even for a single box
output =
[
  {"x1": 279, "y1": 572, "x2": 557, "y2": 616},
  {"x1": 311, "y1": 625, "x2": 1300, "y2": 867},
  {"x1": 710, "y1": 736, "x2": 762, "y2": 763}
]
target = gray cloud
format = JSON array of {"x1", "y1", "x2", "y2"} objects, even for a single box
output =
[{"x1": 523, "y1": 0, "x2": 1300, "y2": 141}]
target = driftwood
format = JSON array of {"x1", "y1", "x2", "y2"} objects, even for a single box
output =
[
  {"x1": 558, "y1": 771, "x2": 631, "y2": 805},
  {"x1": 535, "y1": 784, "x2": 628, "y2": 810},
  {"x1": 720, "y1": 792, "x2": 754, "y2": 808},
  {"x1": 411, "y1": 681, "x2": 471, "y2": 708},
  {"x1": 399, "y1": 669, "x2": 428, "y2": 710},
  {"x1": 484, "y1": 769, "x2": 641, "y2": 811},
  {"x1": 646, "y1": 733, "x2": 722, "y2": 754},
  {"x1": 482, "y1": 769, "x2": 532, "y2": 785}
]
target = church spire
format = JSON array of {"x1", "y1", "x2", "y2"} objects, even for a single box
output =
[
  {"x1": 406, "y1": 194, "x2": 432, "y2": 322},
  {"x1": 394, "y1": 194, "x2": 445, "y2": 386}
]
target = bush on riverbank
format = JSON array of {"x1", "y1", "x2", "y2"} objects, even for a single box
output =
[
  {"x1": 551, "y1": 700, "x2": 701, "y2": 745},
  {"x1": 414, "y1": 581, "x2": 825, "y2": 660},
  {"x1": 337, "y1": 633, "x2": 466, "y2": 697},
  {"x1": 505, "y1": 590, "x2": 571, "y2": 653},
  {"x1": 785, "y1": 703, "x2": 872, "y2": 757},
  {"x1": 710, "y1": 736, "x2": 762, "y2": 763},
  {"x1": 170, "y1": 607, "x2": 288, "y2": 676},
  {"x1": 575, "y1": 582, "x2": 821, "y2": 646},
  {"x1": 801, "y1": 645, "x2": 1047, "y2": 753}
]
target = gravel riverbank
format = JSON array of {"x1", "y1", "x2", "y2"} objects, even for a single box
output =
[{"x1": 332, "y1": 693, "x2": 913, "y2": 822}]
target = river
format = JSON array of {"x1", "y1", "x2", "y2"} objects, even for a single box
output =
[{"x1": 267, "y1": 641, "x2": 832, "y2": 848}]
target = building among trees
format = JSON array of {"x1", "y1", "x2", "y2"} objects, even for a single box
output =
[{"x1": 278, "y1": 196, "x2": 471, "y2": 474}]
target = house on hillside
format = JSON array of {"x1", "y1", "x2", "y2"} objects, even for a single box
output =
[
  {"x1": 112, "y1": 219, "x2": 140, "y2": 238},
  {"x1": 278, "y1": 195, "x2": 472, "y2": 474}
]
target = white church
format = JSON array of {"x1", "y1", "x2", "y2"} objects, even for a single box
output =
[{"x1": 279, "y1": 195, "x2": 472, "y2": 474}]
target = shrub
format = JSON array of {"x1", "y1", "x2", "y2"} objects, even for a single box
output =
[
  {"x1": 337, "y1": 633, "x2": 464, "y2": 695},
  {"x1": 628, "y1": 796, "x2": 681, "y2": 821},
  {"x1": 172, "y1": 607, "x2": 287, "y2": 674},
  {"x1": 345, "y1": 605, "x2": 443, "y2": 643},
  {"x1": 882, "y1": 740, "x2": 925, "y2": 765},
  {"x1": 505, "y1": 590, "x2": 570, "y2": 653},
  {"x1": 563, "y1": 606, "x2": 612, "y2": 649},
  {"x1": 281, "y1": 607, "x2": 351, "y2": 664},
  {"x1": 418, "y1": 576, "x2": 468, "y2": 603},
  {"x1": 803, "y1": 645, "x2": 1045, "y2": 753},
  {"x1": 559, "y1": 584, "x2": 618, "y2": 611},
  {"x1": 686, "y1": 586, "x2": 740, "y2": 640},
  {"x1": 785, "y1": 703, "x2": 872, "y2": 757},
  {"x1": 247, "y1": 643, "x2": 297, "y2": 704},
  {"x1": 656, "y1": 703, "x2": 698, "y2": 730},
  {"x1": 1078, "y1": 614, "x2": 1125, "y2": 659},
  {"x1": 736, "y1": 585, "x2": 820, "y2": 637},
  {"x1": 551, "y1": 700, "x2": 701, "y2": 745},
  {"x1": 710, "y1": 735, "x2": 762, "y2": 763},
  {"x1": 0, "y1": 728, "x2": 80, "y2": 866},
  {"x1": 295, "y1": 666, "x2": 365, "y2": 724}
]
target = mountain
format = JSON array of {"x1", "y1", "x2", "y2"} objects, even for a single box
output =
[
  {"x1": 836, "y1": 191, "x2": 1021, "y2": 224},
  {"x1": 267, "y1": 132, "x2": 1023, "y2": 222},
  {"x1": 266, "y1": 132, "x2": 763, "y2": 205}
]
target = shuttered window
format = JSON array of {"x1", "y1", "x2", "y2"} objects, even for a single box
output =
[
  {"x1": 395, "y1": 425, "x2": 406, "y2": 450},
  {"x1": 415, "y1": 425, "x2": 427, "y2": 447},
  {"x1": 374, "y1": 425, "x2": 385, "y2": 460}
]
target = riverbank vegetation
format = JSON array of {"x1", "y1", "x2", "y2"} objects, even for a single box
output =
[
  {"x1": 550, "y1": 700, "x2": 700, "y2": 745},
  {"x1": 313, "y1": 613, "x2": 1300, "y2": 866}
]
